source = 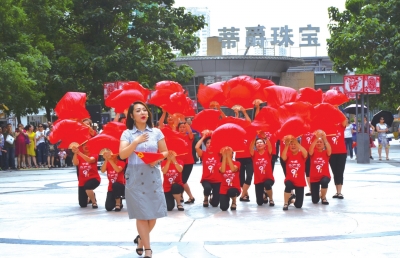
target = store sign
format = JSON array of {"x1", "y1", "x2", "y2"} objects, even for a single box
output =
[
  {"x1": 218, "y1": 24, "x2": 320, "y2": 49},
  {"x1": 343, "y1": 75, "x2": 380, "y2": 94}
]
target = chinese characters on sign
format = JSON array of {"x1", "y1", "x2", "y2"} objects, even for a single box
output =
[
  {"x1": 343, "y1": 75, "x2": 380, "y2": 94},
  {"x1": 218, "y1": 24, "x2": 320, "y2": 49}
]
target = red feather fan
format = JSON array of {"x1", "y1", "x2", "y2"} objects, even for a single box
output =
[
  {"x1": 263, "y1": 86, "x2": 298, "y2": 108},
  {"x1": 322, "y1": 89, "x2": 349, "y2": 106},
  {"x1": 107, "y1": 89, "x2": 145, "y2": 113},
  {"x1": 85, "y1": 134, "x2": 120, "y2": 155},
  {"x1": 54, "y1": 92, "x2": 90, "y2": 120},
  {"x1": 222, "y1": 76, "x2": 261, "y2": 109},
  {"x1": 277, "y1": 117, "x2": 310, "y2": 139},
  {"x1": 155, "y1": 81, "x2": 184, "y2": 93},
  {"x1": 197, "y1": 82, "x2": 226, "y2": 108},
  {"x1": 101, "y1": 122, "x2": 127, "y2": 139},
  {"x1": 162, "y1": 92, "x2": 194, "y2": 116},
  {"x1": 148, "y1": 89, "x2": 175, "y2": 108},
  {"x1": 165, "y1": 137, "x2": 189, "y2": 156},
  {"x1": 309, "y1": 103, "x2": 347, "y2": 134},
  {"x1": 217, "y1": 116, "x2": 251, "y2": 129},
  {"x1": 296, "y1": 87, "x2": 323, "y2": 105},
  {"x1": 211, "y1": 123, "x2": 246, "y2": 152},
  {"x1": 105, "y1": 89, "x2": 123, "y2": 108},
  {"x1": 191, "y1": 109, "x2": 222, "y2": 132},
  {"x1": 277, "y1": 102, "x2": 312, "y2": 124},
  {"x1": 253, "y1": 78, "x2": 276, "y2": 102},
  {"x1": 122, "y1": 81, "x2": 150, "y2": 100},
  {"x1": 49, "y1": 119, "x2": 92, "y2": 148}
]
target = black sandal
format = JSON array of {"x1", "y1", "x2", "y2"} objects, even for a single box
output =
[
  {"x1": 114, "y1": 205, "x2": 121, "y2": 211},
  {"x1": 305, "y1": 192, "x2": 312, "y2": 196},
  {"x1": 92, "y1": 203, "x2": 98, "y2": 209},
  {"x1": 177, "y1": 205, "x2": 184, "y2": 211},
  {"x1": 203, "y1": 200, "x2": 209, "y2": 207},
  {"x1": 239, "y1": 196, "x2": 250, "y2": 202},
  {"x1": 337, "y1": 193, "x2": 344, "y2": 199},
  {"x1": 144, "y1": 248, "x2": 152, "y2": 258},
  {"x1": 230, "y1": 203, "x2": 237, "y2": 211},
  {"x1": 269, "y1": 200, "x2": 275, "y2": 207},
  {"x1": 283, "y1": 204, "x2": 289, "y2": 211},
  {"x1": 134, "y1": 235, "x2": 143, "y2": 255},
  {"x1": 321, "y1": 198, "x2": 329, "y2": 205},
  {"x1": 184, "y1": 198, "x2": 195, "y2": 204}
]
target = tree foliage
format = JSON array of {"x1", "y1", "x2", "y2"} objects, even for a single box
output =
[
  {"x1": 0, "y1": 0, "x2": 206, "y2": 120},
  {"x1": 327, "y1": 0, "x2": 400, "y2": 110}
]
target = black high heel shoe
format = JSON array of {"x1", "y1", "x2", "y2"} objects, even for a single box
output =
[
  {"x1": 184, "y1": 198, "x2": 195, "y2": 204},
  {"x1": 144, "y1": 248, "x2": 152, "y2": 258},
  {"x1": 134, "y1": 235, "x2": 143, "y2": 255}
]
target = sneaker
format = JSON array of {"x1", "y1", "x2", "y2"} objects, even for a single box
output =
[{"x1": 370, "y1": 156, "x2": 374, "y2": 160}]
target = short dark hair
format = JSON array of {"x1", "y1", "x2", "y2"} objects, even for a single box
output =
[
  {"x1": 177, "y1": 122, "x2": 186, "y2": 131},
  {"x1": 126, "y1": 101, "x2": 153, "y2": 130},
  {"x1": 204, "y1": 137, "x2": 211, "y2": 145}
]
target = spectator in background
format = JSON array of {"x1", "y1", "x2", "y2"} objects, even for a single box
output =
[
  {"x1": 25, "y1": 124, "x2": 38, "y2": 168},
  {"x1": 58, "y1": 148, "x2": 67, "y2": 167},
  {"x1": 344, "y1": 118, "x2": 354, "y2": 160},
  {"x1": 351, "y1": 117, "x2": 358, "y2": 159},
  {"x1": 35, "y1": 124, "x2": 47, "y2": 167},
  {"x1": 3, "y1": 124, "x2": 16, "y2": 170},
  {"x1": 0, "y1": 127, "x2": 4, "y2": 169},
  {"x1": 15, "y1": 124, "x2": 28, "y2": 169},
  {"x1": 46, "y1": 125, "x2": 57, "y2": 168}
]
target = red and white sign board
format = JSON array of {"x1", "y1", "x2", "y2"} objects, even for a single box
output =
[{"x1": 343, "y1": 75, "x2": 380, "y2": 94}]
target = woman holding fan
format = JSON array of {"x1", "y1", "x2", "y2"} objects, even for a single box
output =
[
  {"x1": 161, "y1": 150, "x2": 185, "y2": 211},
  {"x1": 218, "y1": 147, "x2": 241, "y2": 211},
  {"x1": 195, "y1": 132, "x2": 221, "y2": 208},
  {"x1": 281, "y1": 135, "x2": 308, "y2": 211},
  {"x1": 249, "y1": 137, "x2": 275, "y2": 206}
]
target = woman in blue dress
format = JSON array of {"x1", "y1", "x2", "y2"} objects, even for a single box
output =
[{"x1": 120, "y1": 101, "x2": 168, "y2": 258}]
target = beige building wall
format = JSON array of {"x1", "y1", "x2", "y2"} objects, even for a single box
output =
[
  {"x1": 280, "y1": 71, "x2": 314, "y2": 90},
  {"x1": 207, "y1": 37, "x2": 222, "y2": 56}
]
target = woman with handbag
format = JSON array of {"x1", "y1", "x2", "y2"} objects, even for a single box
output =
[
  {"x1": 25, "y1": 125, "x2": 38, "y2": 168},
  {"x1": 15, "y1": 124, "x2": 28, "y2": 169}
]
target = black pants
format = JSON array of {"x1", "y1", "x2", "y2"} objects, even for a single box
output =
[
  {"x1": 329, "y1": 153, "x2": 347, "y2": 185},
  {"x1": 280, "y1": 157, "x2": 286, "y2": 176},
  {"x1": 305, "y1": 156, "x2": 311, "y2": 177},
  {"x1": 237, "y1": 157, "x2": 254, "y2": 186},
  {"x1": 219, "y1": 188, "x2": 240, "y2": 211},
  {"x1": 201, "y1": 181, "x2": 221, "y2": 207},
  {"x1": 182, "y1": 164, "x2": 193, "y2": 184},
  {"x1": 105, "y1": 182, "x2": 125, "y2": 211},
  {"x1": 284, "y1": 180, "x2": 304, "y2": 208},
  {"x1": 311, "y1": 177, "x2": 330, "y2": 204},
  {"x1": 165, "y1": 184, "x2": 184, "y2": 211},
  {"x1": 255, "y1": 179, "x2": 274, "y2": 206},
  {"x1": 78, "y1": 179, "x2": 100, "y2": 207}
]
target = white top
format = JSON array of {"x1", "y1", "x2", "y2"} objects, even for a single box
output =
[
  {"x1": 35, "y1": 131, "x2": 46, "y2": 146},
  {"x1": 344, "y1": 124, "x2": 353, "y2": 138},
  {"x1": 376, "y1": 123, "x2": 387, "y2": 138}
]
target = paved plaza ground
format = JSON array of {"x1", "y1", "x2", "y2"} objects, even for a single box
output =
[{"x1": 1, "y1": 139, "x2": 400, "y2": 257}]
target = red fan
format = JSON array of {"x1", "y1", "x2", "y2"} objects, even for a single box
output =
[
  {"x1": 105, "y1": 89, "x2": 123, "y2": 107},
  {"x1": 197, "y1": 82, "x2": 226, "y2": 108},
  {"x1": 155, "y1": 81, "x2": 184, "y2": 93},
  {"x1": 264, "y1": 86, "x2": 298, "y2": 108},
  {"x1": 106, "y1": 89, "x2": 145, "y2": 113},
  {"x1": 254, "y1": 106, "x2": 280, "y2": 126},
  {"x1": 54, "y1": 92, "x2": 90, "y2": 120},
  {"x1": 191, "y1": 109, "x2": 222, "y2": 132},
  {"x1": 309, "y1": 103, "x2": 347, "y2": 134},
  {"x1": 161, "y1": 127, "x2": 182, "y2": 139},
  {"x1": 296, "y1": 87, "x2": 323, "y2": 105},
  {"x1": 85, "y1": 134, "x2": 120, "y2": 155},
  {"x1": 211, "y1": 123, "x2": 246, "y2": 152},
  {"x1": 101, "y1": 122, "x2": 127, "y2": 139},
  {"x1": 182, "y1": 97, "x2": 196, "y2": 117},
  {"x1": 134, "y1": 151, "x2": 165, "y2": 164},
  {"x1": 322, "y1": 89, "x2": 349, "y2": 106},
  {"x1": 122, "y1": 81, "x2": 150, "y2": 100},
  {"x1": 277, "y1": 117, "x2": 310, "y2": 139},
  {"x1": 222, "y1": 76, "x2": 261, "y2": 109},
  {"x1": 165, "y1": 137, "x2": 189, "y2": 156},
  {"x1": 49, "y1": 119, "x2": 92, "y2": 149},
  {"x1": 148, "y1": 89, "x2": 174, "y2": 108},
  {"x1": 278, "y1": 102, "x2": 312, "y2": 124},
  {"x1": 253, "y1": 78, "x2": 275, "y2": 102},
  {"x1": 217, "y1": 116, "x2": 251, "y2": 129},
  {"x1": 163, "y1": 92, "x2": 193, "y2": 116}
]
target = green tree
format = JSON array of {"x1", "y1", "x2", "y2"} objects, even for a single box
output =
[
  {"x1": 0, "y1": 0, "x2": 49, "y2": 122},
  {"x1": 51, "y1": 0, "x2": 205, "y2": 108},
  {"x1": 327, "y1": 0, "x2": 400, "y2": 111}
]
